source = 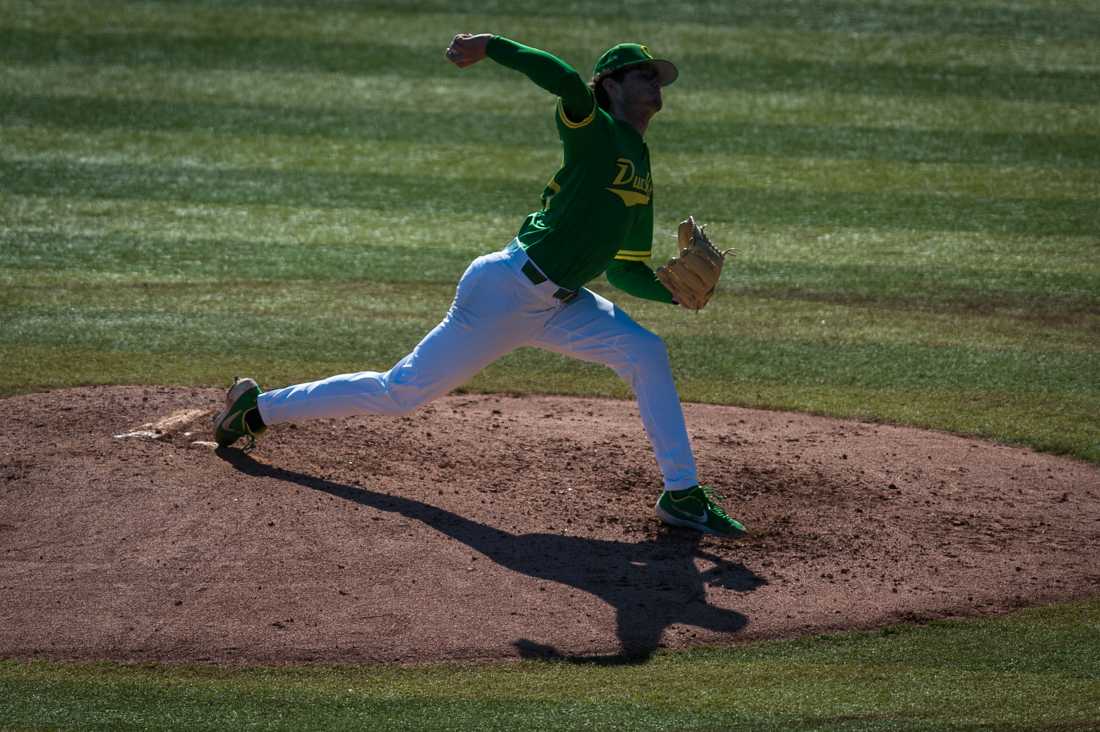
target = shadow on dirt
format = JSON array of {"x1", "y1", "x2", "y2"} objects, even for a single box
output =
[{"x1": 221, "y1": 448, "x2": 766, "y2": 665}]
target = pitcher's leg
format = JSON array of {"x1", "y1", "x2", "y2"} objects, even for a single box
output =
[
  {"x1": 257, "y1": 315, "x2": 493, "y2": 424},
  {"x1": 532, "y1": 290, "x2": 698, "y2": 490},
  {"x1": 258, "y1": 251, "x2": 526, "y2": 425}
]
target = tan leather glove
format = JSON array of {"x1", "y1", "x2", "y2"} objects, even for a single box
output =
[{"x1": 655, "y1": 216, "x2": 735, "y2": 310}]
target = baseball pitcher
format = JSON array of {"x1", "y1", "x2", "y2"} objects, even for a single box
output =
[{"x1": 213, "y1": 34, "x2": 744, "y2": 537}]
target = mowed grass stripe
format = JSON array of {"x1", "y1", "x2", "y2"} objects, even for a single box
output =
[
  {"x1": 5, "y1": 277, "x2": 1096, "y2": 359},
  {"x1": 5, "y1": 280, "x2": 1095, "y2": 352},
  {"x1": 7, "y1": 195, "x2": 1096, "y2": 288},
  {"x1": 0, "y1": 195, "x2": 520, "y2": 254},
  {"x1": 6, "y1": 126, "x2": 1099, "y2": 201},
  {"x1": 92, "y1": 0, "x2": 1100, "y2": 41},
  {"x1": 3, "y1": 295, "x2": 1095, "y2": 396},
  {"x1": 0, "y1": 308, "x2": 434, "y2": 360},
  {"x1": 7, "y1": 0, "x2": 1100, "y2": 73},
  {"x1": 3, "y1": 157, "x2": 1097, "y2": 238},
  {"x1": 5, "y1": 64, "x2": 1099, "y2": 137},
  {"x1": 4, "y1": 26, "x2": 1100, "y2": 104},
  {"x1": 6, "y1": 92, "x2": 1098, "y2": 169},
  {"x1": 0, "y1": 231, "x2": 483, "y2": 287},
  {"x1": 0, "y1": 281, "x2": 456, "y2": 320},
  {"x1": 5, "y1": 228, "x2": 1096, "y2": 315}
]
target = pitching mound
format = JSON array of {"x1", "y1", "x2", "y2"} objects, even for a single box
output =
[{"x1": 2, "y1": 386, "x2": 1098, "y2": 665}]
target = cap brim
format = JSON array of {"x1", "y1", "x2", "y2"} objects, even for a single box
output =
[
  {"x1": 595, "y1": 58, "x2": 679, "y2": 87},
  {"x1": 650, "y1": 59, "x2": 679, "y2": 86}
]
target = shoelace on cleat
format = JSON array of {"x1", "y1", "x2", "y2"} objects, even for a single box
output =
[{"x1": 700, "y1": 486, "x2": 732, "y2": 520}]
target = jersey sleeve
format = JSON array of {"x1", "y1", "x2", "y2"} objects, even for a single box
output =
[
  {"x1": 486, "y1": 36, "x2": 595, "y2": 122},
  {"x1": 605, "y1": 259, "x2": 676, "y2": 303}
]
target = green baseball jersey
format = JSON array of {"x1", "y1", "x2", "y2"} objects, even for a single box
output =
[
  {"x1": 516, "y1": 104, "x2": 654, "y2": 291},
  {"x1": 487, "y1": 36, "x2": 671, "y2": 301}
]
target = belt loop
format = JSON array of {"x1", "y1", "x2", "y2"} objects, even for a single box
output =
[
  {"x1": 554, "y1": 282, "x2": 578, "y2": 302},
  {"x1": 521, "y1": 260, "x2": 547, "y2": 285},
  {"x1": 514, "y1": 244, "x2": 577, "y2": 303}
]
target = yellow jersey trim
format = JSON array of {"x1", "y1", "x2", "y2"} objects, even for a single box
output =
[
  {"x1": 614, "y1": 252, "x2": 652, "y2": 262},
  {"x1": 557, "y1": 98, "x2": 596, "y2": 129}
]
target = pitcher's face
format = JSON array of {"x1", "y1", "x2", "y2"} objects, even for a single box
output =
[{"x1": 619, "y1": 65, "x2": 663, "y2": 112}]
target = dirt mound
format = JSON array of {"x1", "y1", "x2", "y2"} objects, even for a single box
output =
[{"x1": 1, "y1": 386, "x2": 1098, "y2": 665}]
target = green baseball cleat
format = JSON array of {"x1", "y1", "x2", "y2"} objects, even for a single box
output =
[
  {"x1": 655, "y1": 485, "x2": 746, "y2": 537},
  {"x1": 212, "y1": 377, "x2": 266, "y2": 449}
]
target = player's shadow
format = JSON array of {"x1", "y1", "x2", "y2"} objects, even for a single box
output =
[{"x1": 220, "y1": 449, "x2": 766, "y2": 665}]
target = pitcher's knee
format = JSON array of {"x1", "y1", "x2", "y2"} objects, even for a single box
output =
[
  {"x1": 630, "y1": 329, "x2": 671, "y2": 365},
  {"x1": 381, "y1": 382, "x2": 436, "y2": 416},
  {"x1": 612, "y1": 330, "x2": 671, "y2": 383}
]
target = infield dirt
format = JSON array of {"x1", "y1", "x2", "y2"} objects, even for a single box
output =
[{"x1": 2, "y1": 386, "x2": 1098, "y2": 664}]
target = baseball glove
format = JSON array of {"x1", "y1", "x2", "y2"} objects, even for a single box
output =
[{"x1": 655, "y1": 216, "x2": 735, "y2": 311}]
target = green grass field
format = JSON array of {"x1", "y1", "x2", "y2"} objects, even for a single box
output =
[
  {"x1": 2, "y1": 0, "x2": 1098, "y2": 728},
  {"x1": 2, "y1": 599, "x2": 1100, "y2": 731}
]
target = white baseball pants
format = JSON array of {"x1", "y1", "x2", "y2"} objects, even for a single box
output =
[{"x1": 257, "y1": 242, "x2": 699, "y2": 490}]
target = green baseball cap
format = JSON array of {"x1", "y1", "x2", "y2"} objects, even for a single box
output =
[{"x1": 592, "y1": 43, "x2": 678, "y2": 86}]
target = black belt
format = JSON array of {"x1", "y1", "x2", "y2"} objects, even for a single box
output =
[{"x1": 521, "y1": 260, "x2": 578, "y2": 303}]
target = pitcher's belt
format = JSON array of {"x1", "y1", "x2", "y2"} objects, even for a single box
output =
[{"x1": 520, "y1": 260, "x2": 578, "y2": 303}]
